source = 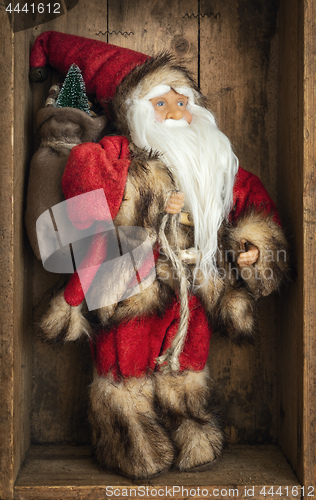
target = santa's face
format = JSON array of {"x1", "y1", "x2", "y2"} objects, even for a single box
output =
[{"x1": 150, "y1": 89, "x2": 192, "y2": 124}]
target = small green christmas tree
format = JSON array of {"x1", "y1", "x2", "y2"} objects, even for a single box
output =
[{"x1": 55, "y1": 64, "x2": 91, "y2": 115}]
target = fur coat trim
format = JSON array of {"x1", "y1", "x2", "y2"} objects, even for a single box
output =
[
  {"x1": 224, "y1": 208, "x2": 289, "y2": 298},
  {"x1": 39, "y1": 289, "x2": 91, "y2": 342}
]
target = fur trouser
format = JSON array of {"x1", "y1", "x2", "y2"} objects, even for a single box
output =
[
  {"x1": 89, "y1": 367, "x2": 223, "y2": 479},
  {"x1": 89, "y1": 372, "x2": 174, "y2": 479},
  {"x1": 154, "y1": 367, "x2": 223, "y2": 471}
]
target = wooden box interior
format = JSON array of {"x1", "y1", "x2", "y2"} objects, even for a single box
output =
[{"x1": 1, "y1": 0, "x2": 315, "y2": 498}]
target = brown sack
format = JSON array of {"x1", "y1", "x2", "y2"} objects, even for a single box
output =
[{"x1": 25, "y1": 107, "x2": 107, "y2": 259}]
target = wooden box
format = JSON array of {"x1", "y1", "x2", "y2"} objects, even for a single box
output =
[{"x1": 1, "y1": 0, "x2": 315, "y2": 498}]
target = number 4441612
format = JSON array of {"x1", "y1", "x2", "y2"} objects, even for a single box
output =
[
  {"x1": 6, "y1": 3, "x2": 61, "y2": 14},
  {"x1": 259, "y1": 486, "x2": 315, "y2": 497}
]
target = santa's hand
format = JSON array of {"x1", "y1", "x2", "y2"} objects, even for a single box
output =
[
  {"x1": 237, "y1": 239, "x2": 259, "y2": 267},
  {"x1": 165, "y1": 192, "x2": 185, "y2": 214}
]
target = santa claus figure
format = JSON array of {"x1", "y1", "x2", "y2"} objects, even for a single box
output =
[{"x1": 29, "y1": 32, "x2": 289, "y2": 479}]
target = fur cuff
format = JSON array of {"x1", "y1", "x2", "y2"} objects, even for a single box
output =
[
  {"x1": 39, "y1": 289, "x2": 91, "y2": 342},
  {"x1": 213, "y1": 284, "x2": 257, "y2": 344},
  {"x1": 225, "y1": 210, "x2": 290, "y2": 298}
]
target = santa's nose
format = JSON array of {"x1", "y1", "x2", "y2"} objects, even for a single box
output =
[{"x1": 166, "y1": 105, "x2": 183, "y2": 120}]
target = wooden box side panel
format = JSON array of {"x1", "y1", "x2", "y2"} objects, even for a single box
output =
[
  {"x1": 0, "y1": 15, "x2": 35, "y2": 500},
  {"x1": 302, "y1": 0, "x2": 316, "y2": 486},
  {"x1": 0, "y1": 10, "x2": 15, "y2": 500},
  {"x1": 277, "y1": 0, "x2": 304, "y2": 482},
  {"x1": 13, "y1": 28, "x2": 36, "y2": 485},
  {"x1": 278, "y1": 0, "x2": 316, "y2": 486}
]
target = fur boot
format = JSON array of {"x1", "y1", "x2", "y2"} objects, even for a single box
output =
[
  {"x1": 89, "y1": 372, "x2": 175, "y2": 479},
  {"x1": 213, "y1": 284, "x2": 256, "y2": 344},
  {"x1": 154, "y1": 367, "x2": 224, "y2": 472}
]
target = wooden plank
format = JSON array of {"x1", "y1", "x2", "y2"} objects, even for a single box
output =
[
  {"x1": 302, "y1": 0, "x2": 316, "y2": 487},
  {"x1": 107, "y1": 0, "x2": 199, "y2": 76},
  {"x1": 13, "y1": 28, "x2": 34, "y2": 486},
  {"x1": 0, "y1": 7, "x2": 14, "y2": 500},
  {"x1": 28, "y1": 1, "x2": 108, "y2": 445},
  {"x1": 15, "y1": 444, "x2": 300, "y2": 499},
  {"x1": 277, "y1": 0, "x2": 304, "y2": 478},
  {"x1": 200, "y1": 0, "x2": 279, "y2": 444},
  {"x1": 199, "y1": 0, "x2": 279, "y2": 192}
]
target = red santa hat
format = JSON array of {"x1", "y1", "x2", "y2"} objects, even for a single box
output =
[
  {"x1": 30, "y1": 31, "x2": 202, "y2": 121},
  {"x1": 30, "y1": 31, "x2": 150, "y2": 110}
]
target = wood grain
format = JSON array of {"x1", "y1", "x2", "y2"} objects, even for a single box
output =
[
  {"x1": 302, "y1": 0, "x2": 316, "y2": 487},
  {"x1": 13, "y1": 28, "x2": 35, "y2": 487},
  {"x1": 0, "y1": 9, "x2": 14, "y2": 500},
  {"x1": 277, "y1": 0, "x2": 304, "y2": 480},
  {"x1": 107, "y1": 0, "x2": 198, "y2": 76}
]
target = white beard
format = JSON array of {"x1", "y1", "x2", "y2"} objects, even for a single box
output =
[{"x1": 126, "y1": 94, "x2": 239, "y2": 280}]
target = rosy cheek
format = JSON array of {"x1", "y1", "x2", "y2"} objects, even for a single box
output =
[{"x1": 154, "y1": 111, "x2": 164, "y2": 122}]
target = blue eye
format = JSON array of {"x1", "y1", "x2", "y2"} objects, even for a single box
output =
[
  {"x1": 178, "y1": 101, "x2": 184, "y2": 107},
  {"x1": 156, "y1": 101, "x2": 165, "y2": 107}
]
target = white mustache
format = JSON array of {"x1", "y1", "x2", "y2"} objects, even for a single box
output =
[{"x1": 161, "y1": 117, "x2": 190, "y2": 128}]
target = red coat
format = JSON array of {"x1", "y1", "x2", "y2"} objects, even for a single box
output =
[{"x1": 62, "y1": 136, "x2": 279, "y2": 380}]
